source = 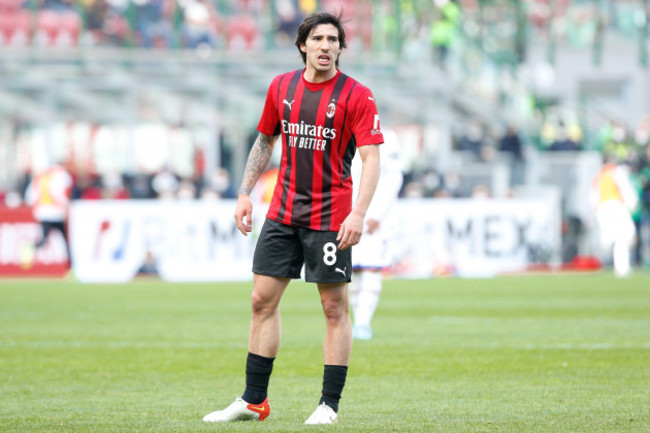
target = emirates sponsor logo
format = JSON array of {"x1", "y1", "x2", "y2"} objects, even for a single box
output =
[{"x1": 280, "y1": 120, "x2": 337, "y2": 140}]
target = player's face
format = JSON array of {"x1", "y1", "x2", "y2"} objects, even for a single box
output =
[{"x1": 300, "y1": 24, "x2": 341, "y2": 79}]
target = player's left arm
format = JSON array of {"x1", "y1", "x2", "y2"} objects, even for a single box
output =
[
  {"x1": 337, "y1": 87, "x2": 383, "y2": 249},
  {"x1": 337, "y1": 144, "x2": 380, "y2": 250}
]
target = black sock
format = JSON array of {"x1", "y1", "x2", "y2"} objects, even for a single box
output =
[
  {"x1": 319, "y1": 365, "x2": 348, "y2": 413},
  {"x1": 241, "y1": 352, "x2": 275, "y2": 404}
]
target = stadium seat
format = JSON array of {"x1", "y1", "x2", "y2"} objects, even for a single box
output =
[
  {"x1": 0, "y1": 11, "x2": 31, "y2": 46},
  {"x1": 0, "y1": 14, "x2": 14, "y2": 44},
  {"x1": 58, "y1": 12, "x2": 82, "y2": 46},
  {"x1": 226, "y1": 15, "x2": 259, "y2": 50},
  {"x1": 35, "y1": 10, "x2": 59, "y2": 46},
  {"x1": 0, "y1": 0, "x2": 23, "y2": 13},
  {"x1": 35, "y1": 10, "x2": 82, "y2": 47}
]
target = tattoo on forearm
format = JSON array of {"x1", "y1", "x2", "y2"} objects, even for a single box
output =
[{"x1": 239, "y1": 133, "x2": 273, "y2": 195}]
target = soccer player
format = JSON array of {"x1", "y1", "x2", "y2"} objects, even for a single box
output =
[
  {"x1": 24, "y1": 162, "x2": 74, "y2": 263},
  {"x1": 202, "y1": 12, "x2": 382, "y2": 425},
  {"x1": 350, "y1": 129, "x2": 403, "y2": 340},
  {"x1": 590, "y1": 156, "x2": 639, "y2": 277}
]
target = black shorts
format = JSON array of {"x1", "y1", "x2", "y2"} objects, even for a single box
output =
[{"x1": 253, "y1": 218, "x2": 352, "y2": 283}]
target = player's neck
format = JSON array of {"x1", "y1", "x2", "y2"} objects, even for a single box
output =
[{"x1": 303, "y1": 67, "x2": 338, "y2": 84}]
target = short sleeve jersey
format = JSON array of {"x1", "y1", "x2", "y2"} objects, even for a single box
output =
[{"x1": 257, "y1": 69, "x2": 384, "y2": 232}]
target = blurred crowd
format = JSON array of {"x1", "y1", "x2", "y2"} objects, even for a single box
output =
[
  {"x1": 0, "y1": 0, "x2": 645, "y2": 54},
  {"x1": 399, "y1": 116, "x2": 649, "y2": 200},
  {"x1": 0, "y1": 0, "x2": 256, "y2": 50},
  {"x1": 0, "y1": 0, "x2": 372, "y2": 51},
  {"x1": 2, "y1": 163, "x2": 237, "y2": 207}
]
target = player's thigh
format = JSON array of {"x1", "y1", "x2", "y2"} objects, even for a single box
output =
[
  {"x1": 252, "y1": 274, "x2": 291, "y2": 310},
  {"x1": 253, "y1": 219, "x2": 304, "y2": 279},
  {"x1": 300, "y1": 229, "x2": 351, "y2": 283}
]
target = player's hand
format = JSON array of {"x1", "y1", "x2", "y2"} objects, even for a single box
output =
[
  {"x1": 234, "y1": 194, "x2": 253, "y2": 236},
  {"x1": 337, "y1": 211, "x2": 364, "y2": 250},
  {"x1": 365, "y1": 218, "x2": 380, "y2": 235}
]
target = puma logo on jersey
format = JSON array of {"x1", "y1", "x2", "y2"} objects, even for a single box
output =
[
  {"x1": 335, "y1": 267, "x2": 347, "y2": 277},
  {"x1": 283, "y1": 99, "x2": 294, "y2": 109}
]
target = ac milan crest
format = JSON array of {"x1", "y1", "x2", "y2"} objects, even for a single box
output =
[{"x1": 326, "y1": 101, "x2": 336, "y2": 118}]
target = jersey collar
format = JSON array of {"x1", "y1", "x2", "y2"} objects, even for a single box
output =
[{"x1": 301, "y1": 69, "x2": 341, "y2": 92}]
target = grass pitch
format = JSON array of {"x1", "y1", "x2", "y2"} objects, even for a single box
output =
[{"x1": 1, "y1": 273, "x2": 649, "y2": 432}]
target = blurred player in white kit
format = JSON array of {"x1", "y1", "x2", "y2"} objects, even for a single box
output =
[
  {"x1": 25, "y1": 162, "x2": 74, "y2": 262},
  {"x1": 350, "y1": 129, "x2": 403, "y2": 340},
  {"x1": 590, "y1": 157, "x2": 639, "y2": 277}
]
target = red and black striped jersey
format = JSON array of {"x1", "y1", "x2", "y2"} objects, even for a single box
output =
[{"x1": 257, "y1": 69, "x2": 384, "y2": 232}]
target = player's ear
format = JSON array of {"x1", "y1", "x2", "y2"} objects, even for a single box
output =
[{"x1": 300, "y1": 43, "x2": 306, "y2": 53}]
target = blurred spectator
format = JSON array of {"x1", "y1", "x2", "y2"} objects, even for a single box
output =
[
  {"x1": 206, "y1": 167, "x2": 236, "y2": 198},
  {"x1": 71, "y1": 171, "x2": 103, "y2": 200},
  {"x1": 499, "y1": 125, "x2": 525, "y2": 185},
  {"x1": 456, "y1": 121, "x2": 484, "y2": 160},
  {"x1": 431, "y1": 187, "x2": 451, "y2": 198},
  {"x1": 132, "y1": 0, "x2": 172, "y2": 48},
  {"x1": 181, "y1": 0, "x2": 218, "y2": 50},
  {"x1": 42, "y1": 0, "x2": 75, "y2": 12},
  {"x1": 430, "y1": 0, "x2": 460, "y2": 69},
  {"x1": 634, "y1": 115, "x2": 650, "y2": 148},
  {"x1": 99, "y1": 0, "x2": 132, "y2": 46},
  {"x1": 402, "y1": 181, "x2": 424, "y2": 198},
  {"x1": 602, "y1": 122, "x2": 637, "y2": 164},
  {"x1": 125, "y1": 172, "x2": 154, "y2": 199},
  {"x1": 274, "y1": 0, "x2": 304, "y2": 46},
  {"x1": 549, "y1": 121, "x2": 581, "y2": 151},
  {"x1": 86, "y1": 0, "x2": 131, "y2": 46},
  {"x1": 471, "y1": 183, "x2": 491, "y2": 199},
  {"x1": 479, "y1": 141, "x2": 498, "y2": 163},
  {"x1": 151, "y1": 166, "x2": 179, "y2": 199},
  {"x1": 442, "y1": 170, "x2": 462, "y2": 197},
  {"x1": 102, "y1": 171, "x2": 130, "y2": 199},
  {"x1": 499, "y1": 125, "x2": 523, "y2": 160},
  {"x1": 419, "y1": 169, "x2": 442, "y2": 196},
  {"x1": 199, "y1": 186, "x2": 220, "y2": 200},
  {"x1": 137, "y1": 249, "x2": 159, "y2": 275},
  {"x1": 86, "y1": 0, "x2": 109, "y2": 38},
  {"x1": 176, "y1": 178, "x2": 197, "y2": 199}
]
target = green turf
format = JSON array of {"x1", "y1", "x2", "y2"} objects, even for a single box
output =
[{"x1": 1, "y1": 273, "x2": 649, "y2": 432}]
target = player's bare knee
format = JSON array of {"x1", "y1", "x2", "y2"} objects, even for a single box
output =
[
  {"x1": 250, "y1": 291, "x2": 276, "y2": 317},
  {"x1": 320, "y1": 298, "x2": 348, "y2": 322}
]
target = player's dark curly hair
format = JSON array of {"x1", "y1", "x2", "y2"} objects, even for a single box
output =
[{"x1": 295, "y1": 11, "x2": 347, "y2": 68}]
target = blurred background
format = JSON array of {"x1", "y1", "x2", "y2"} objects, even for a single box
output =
[{"x1": 1, "y1": 0, "x2": 649, "y2": 279}]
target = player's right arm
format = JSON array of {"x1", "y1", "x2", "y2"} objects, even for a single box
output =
[{"x1": 234, "y1": 132, "x2": 278, "y2": 236}]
